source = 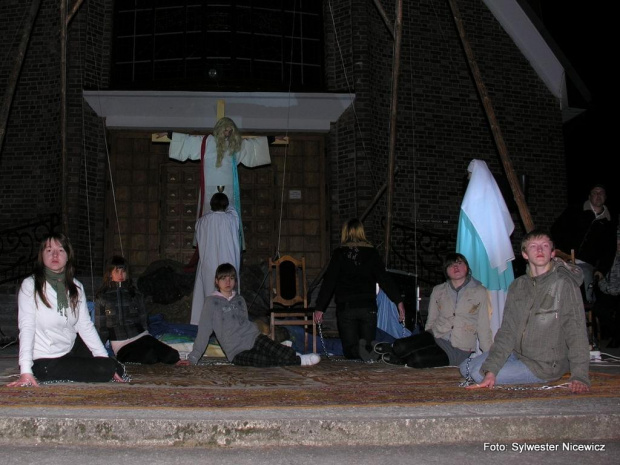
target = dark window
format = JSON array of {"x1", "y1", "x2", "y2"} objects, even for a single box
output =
[{"x1": 111, "y1": 0, "x2": 324, "y2": 91}]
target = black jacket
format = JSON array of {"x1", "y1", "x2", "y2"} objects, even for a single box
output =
[
  {"x1": 551, "y1": 204, "x2": 616, "y2": 275},
  {"x1": 315, "y1": 243, "x2": 402, "y2": 311},
  {"x1": 95, "y1": 284, "x2": 149, "y2": 343}
]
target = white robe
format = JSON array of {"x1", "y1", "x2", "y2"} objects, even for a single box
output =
[
  {"x1": 190, "y1": 207, "x2": 241, "y2": 325},
  {"x1": 457, "y1": 159, "x2": 515, "y2": 337}
]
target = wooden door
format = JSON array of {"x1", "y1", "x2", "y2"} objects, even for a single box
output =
[{"x1": 105, "y1": 132, "x2": 328, "y2": 283}]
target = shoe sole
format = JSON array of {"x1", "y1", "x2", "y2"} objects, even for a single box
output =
[
  {"x1": 381, "y1": 353, "x2": 406, "y2": 366},
  {"x1": 373, "y1": 343, "x2": 393, "y2": 355}
]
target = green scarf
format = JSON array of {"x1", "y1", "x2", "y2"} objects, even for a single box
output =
[{"x1": 44, "y1": 268, "x2": 69, "y2": 317}]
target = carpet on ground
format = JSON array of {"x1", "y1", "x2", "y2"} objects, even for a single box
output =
[{"x1": 2, "y1": 360, "x2": 619, "y2": 410}]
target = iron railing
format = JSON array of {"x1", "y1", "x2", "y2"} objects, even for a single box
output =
[
  {"x1": 0, "y1": 214, "x2": 60, "y2": 285},
  {"x1": 383, "y1": 218, "x2": 454, "y2": 290}
]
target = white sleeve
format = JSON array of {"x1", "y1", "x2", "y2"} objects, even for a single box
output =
[
  {"x1": 17, "y1": 278, "x2": 37, "y2": 375},
  {"x1": 237, "y1": 137, "x2": 271, "y2": 167},
  {"x1": 169, "y1": 132, "x2": 206, "y2": 162}
]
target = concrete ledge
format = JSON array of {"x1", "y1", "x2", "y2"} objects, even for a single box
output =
[{"x1": 1, "y1": 401, "x2": 619, "y2": 448}]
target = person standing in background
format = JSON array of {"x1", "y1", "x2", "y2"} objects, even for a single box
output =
[
  {"x1": 314, "y1": 218, "x2": 405, "y2": 360},
  {"x1": 551, "y1": 183, "x2": 616, "y2": 304}
]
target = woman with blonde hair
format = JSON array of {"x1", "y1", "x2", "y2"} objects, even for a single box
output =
[{"x1": 314, "y1": 219, "x2": 405, "y2": 360}]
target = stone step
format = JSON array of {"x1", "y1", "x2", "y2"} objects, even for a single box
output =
[{"x1": 0, "y1": 399, "x2": 619, "y2": 448}]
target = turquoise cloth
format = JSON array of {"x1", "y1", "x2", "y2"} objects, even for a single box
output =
[
  {"x1": 457, "y1": 211, "x2": 514, "y2": 292},
  {"x1": 231, "y1": 153, "x2": 245, "y2": 249}
]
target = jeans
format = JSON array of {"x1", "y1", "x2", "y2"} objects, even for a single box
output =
[
  {"x1": 578, "y1": 262, "x2": 596, "y2": 304},
  {"x1": 459, "y1": 351, "x2": 547, "y2": 385}
]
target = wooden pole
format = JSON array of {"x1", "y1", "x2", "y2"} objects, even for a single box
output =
[
  {"x1": 448, "y1": 0, "x2": 535, "y2": 232},
  {"x1": 0, "y1": 0, "x2": 42, "y2": 154},
  {"x1": 66, "y1": 0, "x2": 85, "y2": 25},
  {"x1": 383, "y1": 0, "x2": 404, "y2": 266},
  {"x1": 61, "y1": 0, "x2": 68, "y2": 234}
]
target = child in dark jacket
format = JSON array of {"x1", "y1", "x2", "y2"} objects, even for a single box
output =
[
  {"x1": 95, "y1": 256, "x2": 182, "y2": 365},
  {"x1": 187, "y1": 263, "x2": 320, "y2": 367}
]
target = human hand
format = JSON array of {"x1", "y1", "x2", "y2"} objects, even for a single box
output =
[
  {"x1": 6, "y1": 373, "x2": 39, "y2": 388},
  {"x1": 313, "y1": 310, "x2": 324, "y2": 324},
  {"x1": 175, "y1": 359, "x2": 191, "y2": 366},
  {"x1": 397, "y1": 302, "x2": 406, "y2": 322},
  {"x1": 568, "y1": 380, "x2": 590, "y2": 394},
  {"x1": 465, "y1": 372, "x2": 495, "y2": 389},
  {"x1": 113, "y1": 372, "x2": 128, "y2": 383}
]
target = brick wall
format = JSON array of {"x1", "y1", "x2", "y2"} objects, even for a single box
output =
[
  {"x1": 0, "y1": 0, "x2": 112, "y2": 275},
  {"x1": 1, "y1": 0, "x2": 568, "y2": 298},
  {"x1": 323, "y1": 0, "x2": 567, "y2": 295}
]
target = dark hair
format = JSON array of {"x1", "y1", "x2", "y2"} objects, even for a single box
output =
[
  {"x1": 96, "y1": 255, "x2": 134, "y2": 297},
  {"x1": 215, "y1": 263, "x2": 237, "y2": 281},
  {"x1": 442, "y1": 252, "x2": 470, "y2": 279},
  {"x1": 33, "y1": 233, "x2": 79, "y2": 312},
  {"x1": 590, "y1": 183, "x2": 607, "y2": 192},
  {"x1": 210, "y1": 193, "x2": 229, "y2": 211}
]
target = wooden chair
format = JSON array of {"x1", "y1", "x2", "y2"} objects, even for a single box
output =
[
  {"x1": 268, "y1": 255, "x2": 317, "y2": 353},
  {"x1": 555, "y1": 248, "x2": 575, "y2": 264}
]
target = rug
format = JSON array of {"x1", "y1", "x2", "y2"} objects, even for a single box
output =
[{"x1": 2, "y1": 359, "x2": 620, "y2": 410}]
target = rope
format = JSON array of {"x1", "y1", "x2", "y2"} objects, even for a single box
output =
[
  {"x1": 327, "y1": 0, "x2": 378, "y2": 193},
  {"x1": 274, "y1": 0, "x2": 299, "y2": 259},
  {"x1": 76, "y1": 4, "x2": 97, "y2": 300},
  {"x1": 80, "y1": 1, "x2": 123, "y2": 264}
]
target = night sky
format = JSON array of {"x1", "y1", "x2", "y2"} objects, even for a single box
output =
[{"x1": 537, "y1": 3, "x2": 615, "y2": 213}]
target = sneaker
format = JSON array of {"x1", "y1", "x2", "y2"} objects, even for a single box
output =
[
  {"x1": 382, "y1": 352, "x2": 406, "y2": 366},
  {"x1": 300, "y1": 353, "x2": 321, "y2": 366},
  {"x1": 373, "y1": 342, "x2": 394, "y2": 355}
]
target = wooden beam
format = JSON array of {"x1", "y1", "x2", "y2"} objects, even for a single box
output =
[
  {"x1": 0, "y1": 0, "x2": 42, "y2": 154},
  {"x1": 383, "y1": 0, "x2": 404, "y2": 266},
  {"x1": 448, "y1": 0, "x2": 535, "y2": 232},
  {"x1": 61, "y1": 0, "x2": 68, "y2": 233}
]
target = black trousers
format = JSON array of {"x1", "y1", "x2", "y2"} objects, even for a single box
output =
[
  {"x1": 115, "y1": 334, "x2": 180, "y2": 365},
  {"x1": 32, "y1": 335, "x2": 123, "y2": 383},
  {"x1": 336, "y1": 301, "x2": 377, "y2": 359},
  {"x1": 593, "y1": 292, "x2": 620, "y2": 341},
  {"x1": 392, "y1": 332, "x2": 450, "y2": 368}
]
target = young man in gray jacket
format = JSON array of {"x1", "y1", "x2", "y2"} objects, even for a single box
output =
[{"x1": 461, "y1": 229, "x2": 590, "y2": 394}]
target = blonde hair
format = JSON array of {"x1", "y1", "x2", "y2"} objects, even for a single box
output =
[
  {"x1": 213, "y1": 117, "x2": 242, "y2": 167},
  {"x1": 520, "y1": 229, "x2": 555, "y2": 252},
  {"x1": 340, "y1": 218, "x2": 370, "y2": 244}
]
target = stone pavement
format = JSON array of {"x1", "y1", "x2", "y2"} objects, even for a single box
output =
[{"x1": 0, "y1": 341, "x2": 619, "y2": 449}]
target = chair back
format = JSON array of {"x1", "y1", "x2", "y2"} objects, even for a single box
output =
[{"x1": 268, "y1": 255, "x2": 307, "y2": 309}]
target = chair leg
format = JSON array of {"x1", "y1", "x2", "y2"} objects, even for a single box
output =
[
  {"x1": 312, "y1": 321, "x2": 317, "y2": 353},
  {"x1": 303, "y1": 316, "x2": 309, "y2": 353}
]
